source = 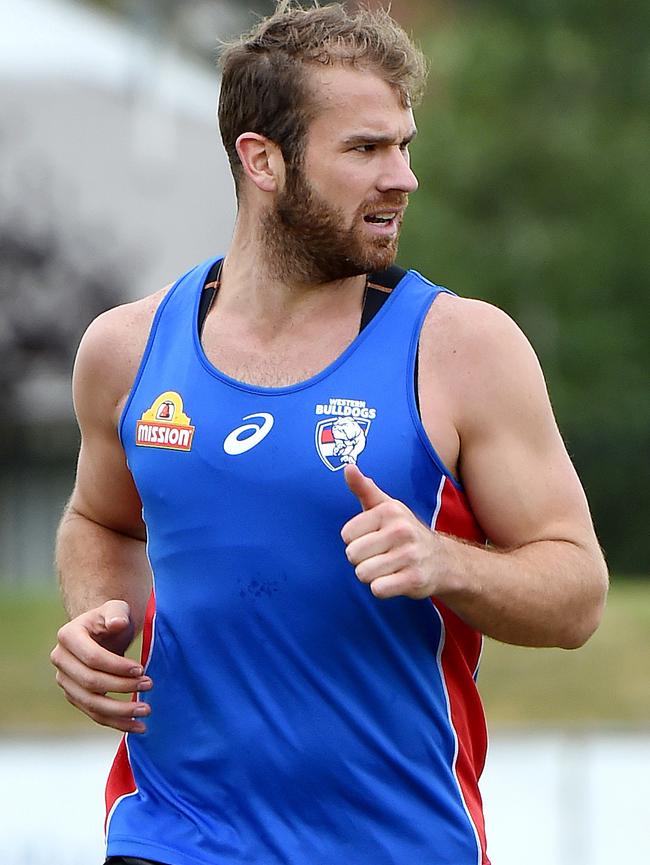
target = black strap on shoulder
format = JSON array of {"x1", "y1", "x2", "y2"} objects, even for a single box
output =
[
  {"x1": 197, "y1": 259, "x2": 420, "y2": 413},
  {"x1": 198, "y1": 259, "x2": 223, "y2": 337},
  {"x1": 366, "y1": 264, "x2": 420, "y2": 414},
  {"x1": 360, "y1": 265, "x2": 407, "y2": 332},
  {"x1": 359, "y1": 287, "x2": 387, "y2": 332},
  {"x1": 199, "y1": 262, "x2": 408, "y2": 336},
  {"x1": 368, "y1": 264, "x2": 407, "y2": 291}
]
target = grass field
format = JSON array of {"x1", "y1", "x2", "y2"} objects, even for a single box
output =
[
  {"x1": 0, "y1": 579, "x2": 648, "y2": 734},
  {"x1": 480, "y1": 578, "x2": 650, "y2": 727}
]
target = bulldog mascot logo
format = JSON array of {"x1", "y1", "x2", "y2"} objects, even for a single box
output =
[{"x1": 314, "y1": 397, "x2": 376, "y2": 471}]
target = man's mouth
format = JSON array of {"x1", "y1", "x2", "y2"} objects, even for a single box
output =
[{"x1": 364, "y1": 212, "x2": 398, "y2": 224}]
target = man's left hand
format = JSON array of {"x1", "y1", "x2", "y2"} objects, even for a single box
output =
[{"x1": 341, "y1": 464, "x2": 446, "y2": 600}]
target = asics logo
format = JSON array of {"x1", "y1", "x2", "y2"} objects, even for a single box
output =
[{"x1": 223, "y1": 413, "x2": 274, "y2": 455}]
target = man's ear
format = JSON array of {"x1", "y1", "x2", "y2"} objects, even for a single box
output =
[{"x1": 235, "y1": 133, "x2": 285, "y2": 193}]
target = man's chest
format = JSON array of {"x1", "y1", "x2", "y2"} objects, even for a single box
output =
[
  {"x1": 201, "y1": 327, "x2": 359, "y2": 388},
  {"x1": 197, "y1": 316, "x2": 461, "y2": 479}
]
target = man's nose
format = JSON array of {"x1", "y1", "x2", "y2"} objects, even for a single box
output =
[{"x1": 377, "y1": 148, "x2": 419, "y2": 194}]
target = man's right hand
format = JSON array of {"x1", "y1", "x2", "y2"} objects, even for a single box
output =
[{"x1": 50, "y1": 599, "x2": 153, "y2": 734}]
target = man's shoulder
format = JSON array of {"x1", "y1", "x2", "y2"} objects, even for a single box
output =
[
  {"x1": 80, "y1": 285, "x2": 171, "y2": 365},
  {"x1": 72, "y1": 285, "x2": 174, "y2": 427},
  {"x1": 98, "y1": 284, "x2": 172, "y2": 330},
  {"x1": 419, "y1": 290, "x2": 546, "y2": 424},
  {"x1": 422, "y1": 289, "x2": 526, "y2": 351}
]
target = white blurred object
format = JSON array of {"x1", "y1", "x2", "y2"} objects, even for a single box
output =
[
  {"x1": 481, "y1": 731, "x2": 650, "y2": 865},
  {"x1": 0, "y1": 736, "x2": 114, "y2": 865},
  {"x1": 0, "y1": 0, "x2": 236, "y2": 302},
  {"x1": 0, "y1": 0, "x2": 217, "y2": 117},
  {"x1": 1, "y1": 732, "x2": 649, "y2": 865}
]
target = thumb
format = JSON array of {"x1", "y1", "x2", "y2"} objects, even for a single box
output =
[
  {"x1": 98, "y1": 599, "x2": 131, "y2": 632},
  {"x1": 344, "y1": 464, "x2": 392, "y2": 511},
  {"x1": 91, "y1": 600, "x2": 135, "y2": 656}
]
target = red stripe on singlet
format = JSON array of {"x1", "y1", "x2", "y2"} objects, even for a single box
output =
[
  {"x1": 104, "y1": 589, "x2": 157, "y2": 828},
  {"x1": 432, "y1": 477, "x2": 490, "y2": 864}
]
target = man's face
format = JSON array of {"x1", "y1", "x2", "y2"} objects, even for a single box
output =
[{"x1": 264, "y1": 65, "x2": 419, "y2": 283}]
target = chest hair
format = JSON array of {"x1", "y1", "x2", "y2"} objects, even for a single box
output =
[{"x1": 202, "y1": 331, "x2": 357, "y2": 388}]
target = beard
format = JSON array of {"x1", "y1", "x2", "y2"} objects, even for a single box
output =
[{"x1": 261, "y1": 163, "x2": 408, "y2": 284}]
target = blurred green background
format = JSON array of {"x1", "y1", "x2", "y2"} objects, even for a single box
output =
[
  {"x1": 1, "y1": 0, "x2": 648, "y2": 735},
  {"x1": 1, "y1": 580, "x2": 648, "y2": 733},
  {"x1": 399, "y1": 0, "x2": 650, "y2": 577}
]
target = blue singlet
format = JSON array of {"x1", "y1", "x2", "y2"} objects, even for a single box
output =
[{"x1": 106, "y1": 256, "x2": 490, "y2": 865}]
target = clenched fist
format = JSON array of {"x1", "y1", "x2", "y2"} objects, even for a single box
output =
[{"x1": 341, "y1": 464, "x2": 449, "y2": 600}]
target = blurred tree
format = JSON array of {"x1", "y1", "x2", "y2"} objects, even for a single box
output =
[
  {"x1": 83, "y1": 0, "x2": 270, "y2": 54},
  {"x1": 0, "y1": 160, "x2": 128, "y2": 424},
  {"x1": 71, "y1": 0, "x2": 649, "y2": 573},
  {"x1": 398, "y1": 0, "x2": 649, "y2": 573}
]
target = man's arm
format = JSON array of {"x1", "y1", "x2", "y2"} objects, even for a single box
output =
[
  {"x1": 342, "y1": 296, "x2": 608, "y2": 649},
  {"x1": 50, "y1": 292, "x2": 165, "y2": 733}
]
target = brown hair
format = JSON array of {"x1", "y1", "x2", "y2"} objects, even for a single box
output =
[{"x1": 217, "y1": 1, "x2": 428, "y2": 190}]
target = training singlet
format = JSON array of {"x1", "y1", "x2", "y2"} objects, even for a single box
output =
[{"x1": 106, "y1": 256, "x2": 491, "y2": 865}]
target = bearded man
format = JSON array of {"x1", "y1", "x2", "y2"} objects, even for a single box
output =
[{"x1": 51, "y1": 3, "x2": 608, "y2": 864}]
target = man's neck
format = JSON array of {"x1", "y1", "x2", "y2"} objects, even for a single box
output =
[{"x1": 215, "y1": 218, "x2": 367, "y2": 339}]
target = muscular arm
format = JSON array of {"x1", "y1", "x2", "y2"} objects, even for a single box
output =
[
  {"x1": 51, "y1": 290, "x2": 166, "y2": 732},
  {"x1": 57, "y1": 306, "x2": 151, "y2": 624},
  {"x1": 343, "y1": 297, "x2": 608, "y2": 649}
]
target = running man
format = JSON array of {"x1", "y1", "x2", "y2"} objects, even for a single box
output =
[{"x1": 51, "y1": 4, "x2": 608, "y2": 864}]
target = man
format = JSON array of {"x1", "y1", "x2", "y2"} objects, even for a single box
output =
[{"x1": 50, "y1": 3, "x2": 608, "y2": 864}]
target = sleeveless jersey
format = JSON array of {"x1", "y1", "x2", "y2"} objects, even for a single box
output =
[{"x1": 106, "y1": 256, "x2": 491, "y2": 865}]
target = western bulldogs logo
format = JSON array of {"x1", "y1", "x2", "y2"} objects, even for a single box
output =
[{"x1": 314, "y1": 397, "x2": 376, "y2": 471}]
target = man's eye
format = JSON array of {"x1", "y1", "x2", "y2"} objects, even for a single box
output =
[{"x1": 354, "y1": 144, "x2": 375, "y2": 153}]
